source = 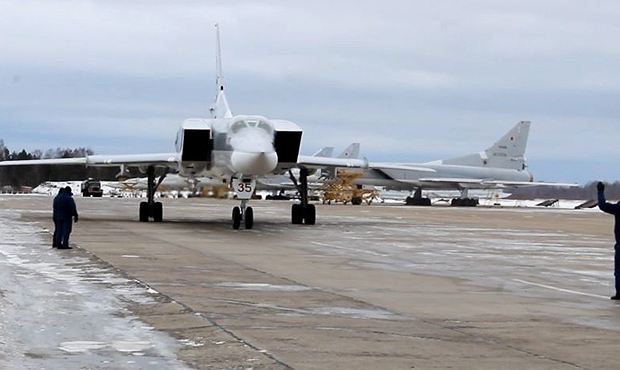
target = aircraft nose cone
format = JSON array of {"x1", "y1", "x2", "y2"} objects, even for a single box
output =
[{"x1": 230, "y1": 151, "x2": 278, "y2": 175}]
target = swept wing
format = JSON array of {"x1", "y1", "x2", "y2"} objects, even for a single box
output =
[
  {"x1": 417, "y1": 177, "x2": 578, "y2": 189},
  {"x1": 0, "y1": 153, "x2": 179, "y2": 168}
]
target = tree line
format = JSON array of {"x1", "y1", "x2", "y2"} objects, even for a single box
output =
[{"x1": 0, "y1": 140, "x2": 119, "y2": 188}]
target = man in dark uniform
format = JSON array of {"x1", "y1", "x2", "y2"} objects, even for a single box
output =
[
  {"x1": 597, "y1": 182, "x2": 620, "y2": 300},
  {"x1": 52, "y1": 187, "x2": 66, "y2": 248},
  {"x1": 57, "y1": 186, "x2": 78, "y2": 249}
]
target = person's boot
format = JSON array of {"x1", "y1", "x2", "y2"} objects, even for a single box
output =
[{"x1": 611, "y1": 295, "x2": 620, "y2": 300}]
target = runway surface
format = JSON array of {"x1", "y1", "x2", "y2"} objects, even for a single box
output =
[{"x1": 0, "y1": 195, "x2": 619, "y2": 369}]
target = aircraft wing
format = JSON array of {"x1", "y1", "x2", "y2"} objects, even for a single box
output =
[
  {"x1": 481, "y1": 180, "x2": 579, "y2": 188},
  {"x1": 369, "y1": 163, "x2": 437, "y2": 173},
  {"x1": 0, "y1": 153, "x2": 180, "y2": 168},
  {"x1": 296, "y1": 155, "x2": 368, "y2": 169},
  {"x1": 417, "y1": 177, "x2": 579, "y2": 189}
]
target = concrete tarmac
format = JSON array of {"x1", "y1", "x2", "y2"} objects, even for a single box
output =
[{"x1": 1, "y1": 195, "x2": 619, "y2": 369}]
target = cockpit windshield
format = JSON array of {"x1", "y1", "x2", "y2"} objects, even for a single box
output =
[{"x1": 230, "y1": 119, "x2": 273, "y2": 135}]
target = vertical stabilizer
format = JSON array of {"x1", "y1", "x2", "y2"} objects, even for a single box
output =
[
  {"x1": 312, "y1": 147, "x2": 335, "y2": 157},
  {"x1": 210, "y1": 24, "x2": 233, "y2": 119},
  {"x1": 441, "y1": 121, "x2": 531, "y2": 170},
  {"x1": 338, "y1": 143, "x2": 361, "y2": 159},
  {"x1": 215, "y1": 23, "x2": 224, "y2": 93}
]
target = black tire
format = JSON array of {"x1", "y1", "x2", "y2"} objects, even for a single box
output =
[
  {"x1": 351, "y1": 197, "x2": 362, "y2": 205},
  {"x1": 232, "y1": 206, "x2": 241, "y2": 230},
  {"x1": 451, "y1": 198, "x2": 478, "y2": 207},
  {"x1": 304, "y1": 204, "x2": 316, "y2": 225},
  {"x1": 244, "y1": 207, "x2": 254, "y2": 229},
  {"x1": 153, "y1": 202, "x2": 163, "y2": 222},
  {"x1": 291, "y1": 204, "x2": 303, "y2": 224},
  {"x1": 139, "y1": 202, "x2": 149, "y2": 222}
]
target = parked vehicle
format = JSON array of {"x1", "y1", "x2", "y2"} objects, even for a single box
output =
[{"x1": 81, "y1": 179, "x2": 103, "y2": 197}]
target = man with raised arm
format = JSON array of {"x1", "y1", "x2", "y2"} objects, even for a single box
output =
[{"x1": 598, "y1": 181, "x2": 620, "y2": 300}]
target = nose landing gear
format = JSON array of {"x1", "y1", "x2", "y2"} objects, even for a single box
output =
[
  {"x1": 232, "y1": 199, "x2": 254, "y2": 230},
  {"x1": 231, "y1": 178, "x2": 256, "y2": 230}
]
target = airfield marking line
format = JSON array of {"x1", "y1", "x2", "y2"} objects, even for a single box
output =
[
  {"x1": 311, "y1": 241, "x2": 390, "y2": 257},
  {"x1": 513, "y1": 279, "x2": 608, "y2": 299}
]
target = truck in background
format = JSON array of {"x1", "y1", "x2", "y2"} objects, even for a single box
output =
[{"x1": 81, "y1": 179, "x2": 103, "y2": 197}]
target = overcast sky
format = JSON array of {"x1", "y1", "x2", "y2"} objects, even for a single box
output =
[{"x1": 1, "y1": 0, "x2": 619, "y2": 183}]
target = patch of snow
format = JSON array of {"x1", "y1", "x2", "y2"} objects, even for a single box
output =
[
  {"x1": 0, "y1": 211, "x2": 190, "y2": 369},
  {"x1": 179, "y1": 339, "x2": 205, "y2": 347},
  {"x1": 59, "y1": 341, "x2": 107, "y2": 353},
  {"x1": 305, "y1": 307, "x2": 394, "y2": 320},
  {"x1": 215, "y1": 282, "x2": 312, "y2": 292}
]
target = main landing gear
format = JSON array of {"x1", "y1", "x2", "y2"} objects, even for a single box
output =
[
  {"x1": 451, "y1": 198, "x2": 479, "y2": 207},
  {"x1": 139, "y1": 166, "x2": 167, "y2": 222},
  {"x1": 405, "y1": 188, "x2": 431, "y2": 206},
  {"x1": 289, "y1": 167, "x2": 316, "y2": 225},
  {"x1": 450, "y1": 189, "x2": 479, "y2": 207}
]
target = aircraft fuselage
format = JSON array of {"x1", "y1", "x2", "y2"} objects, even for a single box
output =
[{"x1": 174, "y1": 115, "x2": 302, "y2": 181}]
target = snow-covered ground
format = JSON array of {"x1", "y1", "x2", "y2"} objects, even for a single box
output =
[
  {"x1": 477, "y1": 198, "x2": 596, "y2": 210},
  {"x1": 0, "y1": 210, "x2": 190, "y2": 369},
  {"x1": 32, "y1": 181, "x2": 192, "y2": 199}
]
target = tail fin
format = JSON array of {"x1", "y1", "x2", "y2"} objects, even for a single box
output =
[
  {"x1": 338, "y1": 143, "x2": 361, "y2": 159},
  {"x1": 210, "y1": 24, "x2": 233, "y2": 119},
  {"x1": 441, "y1": 121, "x2": 530, "y2": 170},
  {"x1": 312, "y1": 146, "x2": 335, "y2": 157}
]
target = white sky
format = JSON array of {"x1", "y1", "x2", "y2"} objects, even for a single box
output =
[{"x1": 1, "y1": 0, "x2": 619, "y2": 183}]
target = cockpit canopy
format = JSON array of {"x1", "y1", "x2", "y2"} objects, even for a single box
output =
[{"x1": 229, "y1": 116, "x2": 274, "y2": 136}]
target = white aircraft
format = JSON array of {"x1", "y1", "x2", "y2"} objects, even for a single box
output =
[
  {"x1": 119, "y1": 146, "x2": 341, "y2": 193},
  {"x1": 0, "y1": 25, "x2": 365, "y2": 228},
  {"x1": 354, "y1": 121, "x2": 577, "y2": 206}
]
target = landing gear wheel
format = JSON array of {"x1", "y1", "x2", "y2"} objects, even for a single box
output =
[
  {"x1": 405, "y1": 196, "x2": 432, "y2": 206},
  {"x1": 303, "y1": 204, "x2": 316, "y2": 225},
  {"x1": 244, "y1": 207, "x2": 254, "y2": 229},
  {"x1": 232, "y1": 207, "x2": 241, "y2": 230},
  {"x1": 153, "y1": 202, "x2": 163, "y2": 222},
  {"x1": 291, "y1": 204, "x2": 303, "y2": 224},
  {"x1": 451, "y1": 198, "x2": 479, "y2": 207},
  {"x1": 139, "y1": 202, "x2": 149, "y2": 222}
]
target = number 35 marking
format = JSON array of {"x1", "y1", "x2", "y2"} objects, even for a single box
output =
[{"x1": 237, "y1": 183, "x2": 252, "y2": 192}]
